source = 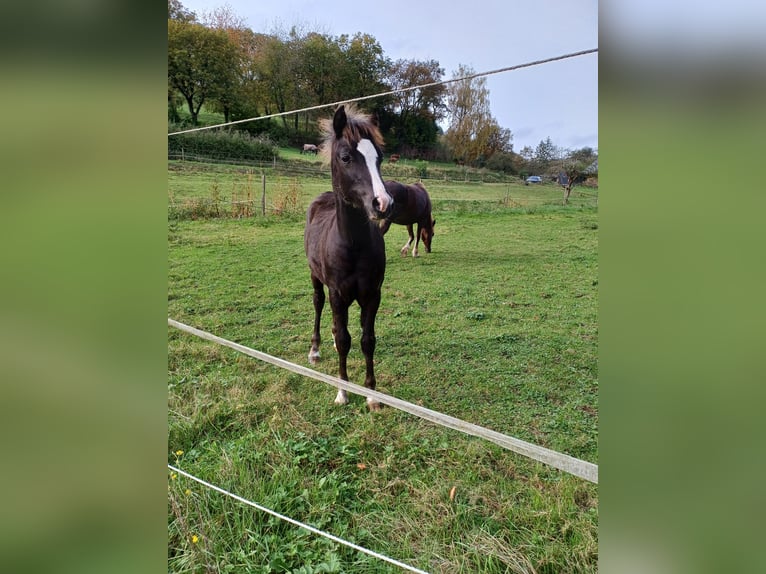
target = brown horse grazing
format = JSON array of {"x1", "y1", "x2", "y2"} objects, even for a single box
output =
[
  {"x1": 304, "y1": 105, "x2": 393, "y2": 411},
  {"x1": 379, "y1": 180, "x2": 436, "y2": 257}
]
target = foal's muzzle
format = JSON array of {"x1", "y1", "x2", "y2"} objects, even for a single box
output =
[{"x1": 371, "y1": 197, "x2": 392, "y2": 220}]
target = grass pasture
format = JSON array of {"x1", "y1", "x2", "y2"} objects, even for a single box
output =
[
  {"x1": 167, "y1": 154, "x2": 597, "y2": 222},
  {"x1": 168, "y1": 160, "x2": 598, "y2": 573}
]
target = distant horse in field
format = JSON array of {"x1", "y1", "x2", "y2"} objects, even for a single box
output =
[
  {"x1": 388, "y1": 153, "x2": 400, "y2": 164},
  {"x1": 301, "y1": 143, "x2": 319, "y2": 155},
  {"x1": 379, "y1": 180, "x2": 435, "y2": 257},
  {"x1": 304, "y1": 104, "x2": 393, "y2": 410}
]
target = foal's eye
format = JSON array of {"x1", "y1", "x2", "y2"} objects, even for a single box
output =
[{"x1": 340, "y1": 153, "x2": 351, "y2": 164}]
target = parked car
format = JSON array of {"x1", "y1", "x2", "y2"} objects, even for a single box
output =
[{"x1": 525, "y1": 176, "x2": 542, "y2": 185}]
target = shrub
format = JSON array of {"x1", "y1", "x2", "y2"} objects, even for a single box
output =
[
  {"x1": 271, "y1": 177, "x2": 303, "y2": 216},
  {"x1": 168, "y1": 198, "x2": 222, "y2": 220},
  {"x1": 168, "y1": 125, "x2": 278, "y2": 162},
  {"x1": 412, "y1": 160, "x2": 429, "y2": 179},
  {"x1": 485, "y1": 152, "x2": 519, "y2": 175}
]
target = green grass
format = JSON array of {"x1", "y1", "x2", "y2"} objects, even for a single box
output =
[
  {"x1": 168, "y1": 162, "x2": 598, "y2": 573},
  {"x1": 168, "y1": 159, "x2": 597, "y2": 222}
]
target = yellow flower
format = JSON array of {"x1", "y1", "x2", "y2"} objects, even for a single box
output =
[
  {"x1": 191, "y1": 535, "x2": 199, "y2": 544},
  {"x1": 175, "y1": 450, "x2": 184, "y2": 456},
  {"x1": 184, "y1": 489, "x2": 191, "y2": 496},
  {"x1": 170, "y1": 472, "x2": 177, "y2": 480}
]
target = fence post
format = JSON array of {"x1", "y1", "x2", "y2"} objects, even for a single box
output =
[{"x1": 261, "y1": 173, "x2": 266, "y2": 216}]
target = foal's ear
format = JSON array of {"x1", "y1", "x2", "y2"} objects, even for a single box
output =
[{"x1": 333, "y1": 105, "x2": 347, "y2": 138}]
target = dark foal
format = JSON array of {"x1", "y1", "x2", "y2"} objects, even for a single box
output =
[
  {"x1": 304, "y1": 105, "x2": 393, "y2": 410},
  {"x1": 379, "y1": 180, "x2": 436, "y2": 257}
]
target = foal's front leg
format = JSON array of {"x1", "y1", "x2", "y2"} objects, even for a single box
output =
[
  {"x1": 329, "y1": 292, "x2": 352, "y2": 405},
  {"x1": 360, "y1": 294, "x2": 382, "y2": 411}
]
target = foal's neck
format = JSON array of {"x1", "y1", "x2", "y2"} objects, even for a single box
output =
[{"x1": 335, "y1": 194, "x2": 373, "y2": 246}]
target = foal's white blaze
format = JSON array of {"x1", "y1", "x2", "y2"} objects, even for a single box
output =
[{"x1": 357, "y1": 138, "x2": 391, "y2": 214}]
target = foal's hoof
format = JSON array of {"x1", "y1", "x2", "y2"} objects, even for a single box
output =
[
  {"x1": 367, "y1": 398, "x2": 382, "y2": 412},
  {"x1": 334, "y1": 389, "x2": 349, "y2": 405},
  {"x1": 308, "y1": 350, "x2": 320, "y2": 365}
]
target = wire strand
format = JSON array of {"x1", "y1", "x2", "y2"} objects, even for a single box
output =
[
  {"x1": 168, "y1": 318, "x2": 598, "y2": 483},
  {"x1": 168, "y1": 464, "x2": 431, "y2": 574},
  {"x1": 168, "y1": 48, "x2": 597, "y2": 137}
]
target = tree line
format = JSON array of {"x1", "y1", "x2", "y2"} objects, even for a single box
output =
[{"x1": 168, "y1": 0, "x2": 596, "y2": 177}]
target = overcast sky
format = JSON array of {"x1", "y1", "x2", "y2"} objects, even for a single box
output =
[{"x1": 178, "y1": 0, "x2": 599, "y2": 153}]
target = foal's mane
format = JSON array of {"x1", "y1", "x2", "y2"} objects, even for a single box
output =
[{"x1": 318, "y1": 104, "x2": 384, "y2": 165}]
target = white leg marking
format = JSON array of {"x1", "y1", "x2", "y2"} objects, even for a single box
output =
[
  {"x1": 400, "y1": 239, "x2": 411, "y2": 256},
  {"x1": 308, "y1": 349, "x2": 320, "y2": 364},
  {"x1": 367, "y1": 396, "x2": 382, "y2": 411},
  {"x1": 357, "y1": 139, "x2": 392, "y2": 213},
  {"x1": 334, "y1": 389, "x2": 349, "y2": 405}
]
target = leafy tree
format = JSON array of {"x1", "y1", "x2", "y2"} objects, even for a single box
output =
[
  {"x1": 388, "y1": 59, "x2": 445, "y2": 119},
  {"x1": 168, "y1": 85, "x2": 183, "y2": 122},
  {"x1": 486, "y1": 125, "x2": 513, "y2": 156},
  {"x1": 482, "y1": 127, "x2": 517, "y2": 172},
  {"x1": 199, "y1": 5, "x2": 256, "y2": 123},
  {"x1": 248, "y1": 28, "x2": 391, "y2": 139},
  {"x1": 168, "y1": 20, "x2": 240, "y2": 125},
  {"x1": 443, "y1": 64, "x2": 506, "y2": 166},
  {"x1": 336, "y1": 33, "x2": 391, "y2": 134},
  {"x1": 485, "y1": 151, "x2": 521, "y2": 174},
  {"x1": 225, "y1": 28, "x2": 273, "y2": 125},
  {"x1": 569, "y1": 146, "x2": 597, "y2": 164},
  {"x1": 519, "y1": 146, "x2": 534, "y2": 160},
  {"x1": 338, "y1": 33, "x2": 390, "y2": 99},
  {"x1": 296, "y1": 32, "x2": 343, "y2": 132},
  {"x1": 384, "y1": 59, "x2": 445, "y2": 155},
  {"x1": 560, "y1": 158, "x2": 591, "y2": 204},
  {"x1": 168, "y1": 0, "x2": 196, "y2": 121},
  {"x1": 557, "y1": 147, "x2": 598, "y2": 203},
  {"x1": 168, "y1": 0, "x2": 195, "y2": 22},
  {"x1": 534, "y1": 136, "x2": 558, "y2": 167},
  {"x1": 256, "y1": 29, "x2": 301, "y2": 130},
  {"x1": 198, "y1": 3, "x2": 246, "y2": 30}
]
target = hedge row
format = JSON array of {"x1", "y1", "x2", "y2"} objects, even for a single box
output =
[
  {"x1": 382, "y1": 161, "x2": 517, "y2": 184},
  {"x1": 168, "y1": 126, "x2": 278, "y2": 162}
]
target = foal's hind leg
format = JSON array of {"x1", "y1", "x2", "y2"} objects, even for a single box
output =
[
  {"x1": 400, "y1": 224, "x2": 414, "y2": 256},
  {"x1": 308, "y1": 276, "x2": 324, "y2": 364},
  {"x1": 412, "y1": 222, "x2": 422, "y2": 257}
]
